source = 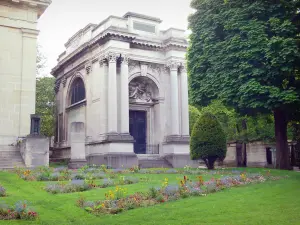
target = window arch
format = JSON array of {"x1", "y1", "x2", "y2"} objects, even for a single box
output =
[{"x1": 70, "y1": 78, "x2": 85, "y2": 105}]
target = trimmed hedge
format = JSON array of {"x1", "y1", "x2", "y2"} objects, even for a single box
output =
[
  {"x1": 190, "y1": 112, "x2": 227, "y2": 169},
  {"x1": 189, "y1": 105, "x2": 201, "y2": 135}
]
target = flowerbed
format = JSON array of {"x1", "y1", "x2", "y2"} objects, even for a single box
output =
[
  {"x1": 0, "y1": 201, "x2": 38, "y2": 220},
  {"x1": 45, "y1": 176, "x2": 139, "y2": 194},
  {"x1": 0, "y1": 185, "x2": 6, "y2": 197},
  {"x1": 77, "y1": 172, "x2": 283, "y2": 215},
  {"x1": 15, "y1": 166, "x2": 107, "y2": 181}
]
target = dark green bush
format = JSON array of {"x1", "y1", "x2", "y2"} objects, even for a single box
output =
[
  {"x1": 189, "y1": 105, "x2": 201, "y2": 135},
  {"x1": 190, "y1": 112, "x2": 227, "y2": 169}
]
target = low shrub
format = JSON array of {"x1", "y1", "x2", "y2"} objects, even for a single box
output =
[
  {"x1": 118, "y1": 176, "x2": 139, "y2": 185},
  {"x1": 45, "y1": 180, "x2": 91, "y2": 194},
  {"x1": 100, "y1": 179, "x2": 114, "y2": 188},
  {"x1": 190, "y1": 112, "x2": 227, "y2": 169}
]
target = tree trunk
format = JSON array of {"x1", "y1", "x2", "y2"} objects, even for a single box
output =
[
  {"x1": 241, "y1": 119, "x2": 248, "y2": 167},
  {"x1": 205, "y1": 156, "x2": 217, "y2": 170},
  {"x1": 274, "y1": 109, "x2": 290, "y2": 170}
]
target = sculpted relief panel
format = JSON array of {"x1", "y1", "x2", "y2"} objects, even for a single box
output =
[{"x1": 129, "y1": 77, "x2": 159, "y2": 104}]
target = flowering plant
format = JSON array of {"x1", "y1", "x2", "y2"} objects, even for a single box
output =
[
  {"x1": 0, "y1": 185, "x2": 6, "y2": 197},
  {"x1": 78, "y1": 172, "x2": 280, "y2": 215},
  {"x1": 0, "y1": 201, "x2": 38, "y2": 220}
]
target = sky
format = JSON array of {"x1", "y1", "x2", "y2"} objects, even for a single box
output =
[{"x1": 37, "y1": 0, "x2": 194, "y2": 76}]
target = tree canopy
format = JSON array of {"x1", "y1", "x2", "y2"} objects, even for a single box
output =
[
  {"x1": 36, "y1": 77, "x2": 55, "y2": 137},
  {"x1": 188, "y1": 0, "x2": 300, "y2": 169}
]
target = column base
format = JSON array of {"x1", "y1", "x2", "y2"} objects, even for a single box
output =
[{"x1": 68, "y1": 159, "x2": 87, "y2": 169}]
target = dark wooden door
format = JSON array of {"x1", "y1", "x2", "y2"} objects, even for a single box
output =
[{"x1": 129, "y1": 110, "x2": 147, "y2": 154}]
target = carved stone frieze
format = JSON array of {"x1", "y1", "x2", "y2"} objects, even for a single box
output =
[
  {"x1": 129, "y1": 60, "x2": 139, "y2": 73},
  {"x1": 148, "y1": 63, "x2": 161, "y2": 75}
]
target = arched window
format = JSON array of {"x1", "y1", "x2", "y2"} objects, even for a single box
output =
[{"x1": 70, "y1": 78, "x2": 85, "y2": 105}]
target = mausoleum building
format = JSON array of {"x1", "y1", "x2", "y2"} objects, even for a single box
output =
[{"x1": 51, "y1": 12, "x2": 195, "y2": 168}]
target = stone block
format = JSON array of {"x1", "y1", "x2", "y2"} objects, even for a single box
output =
[
  {"x1": 87, "y1": 152, "x2": 138, "y2": 168},
  {"x1": 164, "y1": 153, "x2": 200, "y2": 168},
  {"x1": 20, "y1": 136, "x2": 49, "y2": 167},
  {"x1": 69, "y1": 122, "x2": 87, "y2": 168}
]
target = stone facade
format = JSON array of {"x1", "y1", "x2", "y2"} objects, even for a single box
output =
[
  {"x1": 0, "y1": 0, "x2": 51, "y2": 145},
  {"x1": 52, "y1": 12, "x2": 192, "y2": 168}
]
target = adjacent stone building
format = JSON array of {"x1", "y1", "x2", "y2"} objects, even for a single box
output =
[
  {"x1": 0, "y1": 0, "x2": 51, "y2": 168},
  {"x1": 0, "y1": 0, "x2": 51, "y2": 145},
  {"x1": 51, "y1": 12, "x2": 194, "y2": 168}
]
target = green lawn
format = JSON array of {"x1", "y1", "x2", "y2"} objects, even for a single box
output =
[{"x1": 0, "y1": 168, "x2": 299, "y2": 225}]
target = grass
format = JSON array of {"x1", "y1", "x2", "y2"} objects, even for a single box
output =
[{"x1": 0, "y1": 168, "x2": 299, "y2": 225}]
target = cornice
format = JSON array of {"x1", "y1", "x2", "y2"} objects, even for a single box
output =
[
  {"x1": 3, "y1": 0, "x2": 51, "y2": 17},
  {"x1": 52, "y1": 30, "x2": 188, "y2": 76}
]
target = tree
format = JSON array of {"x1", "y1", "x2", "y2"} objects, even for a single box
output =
[
  {"x1": 188, "y1": 0, "x2": 300, "y2": 169},
  {"x1": 189, "y1": 105, "x2": 201, "y2": 135},
  {"x1": 36, "y1": 46, "x2": 47, "y2": 77},
  {"x1": 190, "y1": 112, "x2": 227, "y2": 169},
  {"x1": 36, "y1": 77, "x2": 55, "y2": 137},
  {"x1": 35, "y1": 46, "x2": 55, "y2": 137}
]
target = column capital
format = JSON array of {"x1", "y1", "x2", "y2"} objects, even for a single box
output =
[
  {"x1": 105, "y1": 52, "x2": 119, "y2": 63},
  {"x1": 166, "y1": 61, "x2": 181, "y2": 71},
  {"x1": 85, "y1": 61, "x2": 92, "y2": 75},
  {"x1": 99, "y1": 55, "x2": 108, "y2": 67},
  {"x1": 121, "y1": 55, "x2": 130, "y2": 65},
  {"x1": 180, "y1": 62, "x2": 187, "y2": 73}
]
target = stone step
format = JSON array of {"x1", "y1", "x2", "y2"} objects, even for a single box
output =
[
  {"x1": 0, "y1": 151, "x2": 22, "y2": 156},
  {"x1": 0, "y1": 147, "x2": 25, "y2": 169},
  {"x1": 0, "y1": 145, "x2": 18, "y2": 151},
  {"x1": 138, "y1": 156, "x2": 173, "y2": 168},
  {"x1": 137, "y1": 154, "x2": 163, "y2": 160},
  {"x1": 0, "y1": 162, "x2": 24, "y2": 166},
  {"x1": 0, "y1": 160, "x2": 23, "y2": 163},
  {"x1": 0, "y1": 165, "x2": 25, "y2": 170}
]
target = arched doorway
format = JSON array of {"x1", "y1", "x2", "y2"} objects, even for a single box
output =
[{"x1": 128, "y1": 76, "x2": 160, "y2": 154}]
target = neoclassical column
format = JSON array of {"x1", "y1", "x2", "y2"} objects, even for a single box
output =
[
  {"x1": 120, "y1": 55, "x2": 130, "y2": 134},
  {"x1": 180, "y1": 64, "x2": 190, "y2": 136},
  {"x1": 167, "y1": 61, "x2": 180, "y2": 136},
  {"x1": 107, "y1": 52, "x2": 118, "y2": 133},
  {"x1": 99, "y1": 57, "x2": 109, "y2": 134}
]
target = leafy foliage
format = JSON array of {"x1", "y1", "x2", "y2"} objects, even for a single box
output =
[
  {"x1": 35, "y1": 77, "x2": 55, "y2": 137},
  {"x1": 188, "y1": 0, "x2": 300, "y2": 169},
  {"x1": 189, "y1": 105, "x2": 201, "y2": 135},
  {"x1": 199, "y1": 100, "x2": 277, "y2": 142},
  {"x1": 190, "y1": 112, "x2": 227, "y2": 169}
]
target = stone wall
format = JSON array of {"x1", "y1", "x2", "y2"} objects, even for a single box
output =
[{"x1": 0, "y1": 1, "x2": 50, "y2": 145}]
